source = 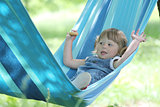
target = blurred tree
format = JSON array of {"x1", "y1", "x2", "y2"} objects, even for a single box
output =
[
  {"x1": 158, "y1": 0, "x2": 160, "y2": 16},
  {"x1": 21, "y1": 0, "x2": 86, "y2": 15},
  {"x1": 22, "y1": 0, "x2": 159, "y2": 17}
]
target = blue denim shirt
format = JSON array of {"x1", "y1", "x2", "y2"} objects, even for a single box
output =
[{"x1": 71, "y1": 56, "x2": 120, "y2": 84}]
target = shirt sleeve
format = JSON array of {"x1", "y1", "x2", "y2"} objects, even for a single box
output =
[
  {"x1": 85, "y1": 56, "x2": 89, "y2": 61},
  {"x1": 110, "y1": 56, "x2": 121, "y2": 70}
]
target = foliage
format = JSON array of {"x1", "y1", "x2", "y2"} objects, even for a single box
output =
[
  {"x1": 21, "y1": 0, "x2": 86, "y2": 15},
  {"x1": 107, "y1": 103, "x2": 121, "y2": 107}
]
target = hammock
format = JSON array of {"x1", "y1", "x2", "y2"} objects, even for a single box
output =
[{"x1": 0, "y1": 0, "x2": 157, "y2": 106}]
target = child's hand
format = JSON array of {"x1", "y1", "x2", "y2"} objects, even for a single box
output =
[
  {"x1": 66, "y1": 30, "x2": 78, "y2": 41},
  {"x1": 69, "y1": 30, "x2": 78, "y2": 36},
  {"x1": 131, "y1": 29, "x2": 146, "y2": 43}
]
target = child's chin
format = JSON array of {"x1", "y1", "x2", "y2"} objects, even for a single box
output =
[{"x1": 99, "y1": 56, "x2": 107, "y2": 59}]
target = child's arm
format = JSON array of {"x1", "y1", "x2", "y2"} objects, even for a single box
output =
[
  {"x1": 63, "y1": 31, "x2": 85, "y2": 69},
  {"x1": 114, "y1": 29, "x2": 146, "y2": 68}
]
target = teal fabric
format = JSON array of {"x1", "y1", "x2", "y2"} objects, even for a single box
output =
[{"x1": 0, "y1": 0, "x2": 157, "y2": 106}]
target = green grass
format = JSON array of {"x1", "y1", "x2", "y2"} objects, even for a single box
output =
[{"x1": 0, "y1": 4, "x2": 160, "y2": 107}]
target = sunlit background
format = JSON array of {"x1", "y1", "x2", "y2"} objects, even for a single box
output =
[{"x1": 0, "y1": 0, "x2": 160, "y2": 107}]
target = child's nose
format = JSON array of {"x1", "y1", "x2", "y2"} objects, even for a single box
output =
[{"x1": 102, "y1": 43, "x2": 108, "y2": 48}]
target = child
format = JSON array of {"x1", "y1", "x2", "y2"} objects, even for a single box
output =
[{"x1": 63, "y1": 28, "x2": 146, "y2": 89}]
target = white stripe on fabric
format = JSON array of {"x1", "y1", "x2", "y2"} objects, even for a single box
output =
[
  {"x1": 0, "y1": 27, "x2": 48, "y2": 98},
  {"x1": 72, "y1": 0, "x2": 104, "y2": 58},
  {"x1": 72, "y1": 0, "x2": 94, "y2": 30},
  {"x1": 0, "y1": 63, "x2": 25, "y2": 98}
]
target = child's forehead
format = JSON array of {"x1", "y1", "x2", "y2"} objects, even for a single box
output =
[
  {"x1": 99, "y1": 37, "x2": 115, "y2": 43},
  {"x1": 100, "y1": 35, "x2": 108, "y2": 40},
  {"x1": 100, "y1": 36, "x2": 111, "y2": 41}
]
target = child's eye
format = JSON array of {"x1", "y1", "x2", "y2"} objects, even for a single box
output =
[
  {"x1": 99, "y1": 42, "x2": 103, "y2": 45},
  {"x1": 108, "y1": 43, "x2": 112, "y2": 46}
]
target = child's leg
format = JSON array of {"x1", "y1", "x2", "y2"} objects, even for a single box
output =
[{"x1": 72, "y1": 72, "x2": 91, "y2": 89}]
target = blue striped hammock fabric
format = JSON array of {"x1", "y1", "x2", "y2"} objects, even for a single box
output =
[{"x1": 0, "y1": 0, "x2": 157, "y2": 106}]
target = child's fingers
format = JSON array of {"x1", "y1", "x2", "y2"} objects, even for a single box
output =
[
  {"x1": 69, "y1": 32, "x2": 78, "y2": 36},
  {"x1": 141, "y1": 38, "x2": 146, "y2": 42},
  {"x1": 66, "y1": 32, "x2": 72, "y2": 38},
  {"x1": 131, "y1": 30, "x2": 135, "y2": 36},
  {"x1": 140, "y1": 32, "x2": 144, "y2": 37},
  {"x1": 73, "y1": 36, "x2": 76, "y2": 40},
  {"x1": 143, "y1": 35, "x2": 147, "y2": 42},
  {"x1": 143, "y1": 34, "x2": 146, "y2": 38},
  {"x1": 140, "y1": 34, "x2": 146, "y2": 42},
  {"x1": 131, "y1": 30, "x2": 135, "y2": 39},
  {"x1": 136, "y1": 29, "x2": 140, "y2": 35},
  {"x1": 140, "y1": 33, "x2": 146, "y2": 41},
  {"x1": 72, "y1": 29, "x2": 77, "y2": 32},
  {"x1": 66, "y1": 32, "x2": 70, "y2": 36}
]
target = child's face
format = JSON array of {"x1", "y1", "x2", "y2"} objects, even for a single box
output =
[{"x1": 95, "y1": 37, "x2": 119, "y2": 59}]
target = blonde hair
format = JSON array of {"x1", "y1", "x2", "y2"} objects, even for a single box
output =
[{"x1": 94, "y1": 28, "x2": 128, "y2": 56}]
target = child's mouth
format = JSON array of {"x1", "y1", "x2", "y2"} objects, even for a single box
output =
[{"x1": 101, "y1": 51, "x2": 107, "y2": 55}]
